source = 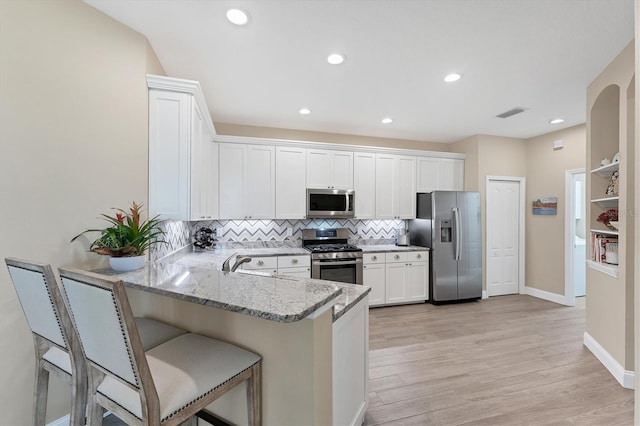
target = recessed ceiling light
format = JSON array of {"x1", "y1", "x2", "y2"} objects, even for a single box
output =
[
  {"x1": 327, "y1": 53, "x2": 345, "y2": 65},
  {"x1": 381, "y1": 117, "x2": 393, "y2": 124},
  {"x1": 226, "y1": 9, "x2": 249, "y2": 25},
  {"x1": 299, "y1": 108, "x2": 311, "y2": 115},
  {"x1": 549, "y1": 118, "x2": 564, "y2": 124},
  {"x1": 444, "y1": 73, "x2": 461, "y2": 83}
]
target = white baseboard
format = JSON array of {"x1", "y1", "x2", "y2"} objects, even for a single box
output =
[
  {"x1": 482, "y1": 290, "x2": 488, "y2": 299},
  {"x1": 523, "y1": 286, "x2": 572, "y2": 306},
  {"x1": 583, "y1": 332, "x2": 635, "y2": 389}
]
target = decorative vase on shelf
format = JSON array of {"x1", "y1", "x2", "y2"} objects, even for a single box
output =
[{"x1": 108, "y1": 255, "x2": 146, "y2": 272}]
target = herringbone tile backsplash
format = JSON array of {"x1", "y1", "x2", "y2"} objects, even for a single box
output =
[{"x1": 152, "y1": 218, "x2": 405, "y2": 259}]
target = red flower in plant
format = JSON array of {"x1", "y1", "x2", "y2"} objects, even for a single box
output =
[{"x1": 115, "y1": 213, "x2": 126, "y2": 224}]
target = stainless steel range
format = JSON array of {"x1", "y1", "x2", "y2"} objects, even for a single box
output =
[{"x1": 302, "y1": 228, "x2": 363, "y2": 285}]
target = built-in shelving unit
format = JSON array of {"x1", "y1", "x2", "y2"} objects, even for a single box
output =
[{"x1": 584, "y1": 40, "x2": 634, "y2": 384}]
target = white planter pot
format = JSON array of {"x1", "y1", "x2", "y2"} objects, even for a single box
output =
[{"x1": 109, "y1": 255, "x2": 146, "y2": 272}]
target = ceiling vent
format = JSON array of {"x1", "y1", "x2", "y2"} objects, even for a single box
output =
[{"x1": 496, "y1": 107, "x2": 527, "y2": 119}]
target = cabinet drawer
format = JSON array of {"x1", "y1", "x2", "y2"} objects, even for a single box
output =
[
  {"x1": 385, "y1": 252, "x2": 408, "y2": 263},
  {"x1": 278, "y1": 255, "x2": 310, "y2": 268},
  {"x1": 408, "y1": 251, "x2": 428, "y2": 262},
  {"x1": 278, "y1": 266, "x2": 311, "y2": 278},
  {"x1": 242, "y1": 256, "x2": 278, "y2": 271},
  {"x1": 363, "y1": 253, "x2": 385, "y2": 264}
]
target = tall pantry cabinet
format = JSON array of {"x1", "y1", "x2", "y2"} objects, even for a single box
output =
[
  {"x1": 147, "y1": 75, "x2": 218, "y2": 221},
  {"x1": 585, "y1": 41, "x2": 635, "y2": 388}
]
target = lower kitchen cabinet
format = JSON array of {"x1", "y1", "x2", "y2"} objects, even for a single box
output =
[
  {"x1": 240, "y1": 256, "x2": 278, "y2": 274},
  {"x1": 364, "y1": 251, "x2": 428, "y2": 306},
  {"x1": 241, "y1": 255, "x2": 310, "y2": 278},
  {"x1": 363, "y1": 253, "x2": 386, "y2": 307},
  {"x1": 277, "y1": 255, "x2": 311, "y2": 278}
]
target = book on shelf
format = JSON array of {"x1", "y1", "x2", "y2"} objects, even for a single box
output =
[{"x1": 591, "y1": 233, "x2": 618, "y2": 264}]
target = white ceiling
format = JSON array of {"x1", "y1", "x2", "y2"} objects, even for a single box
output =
[{"x1": 86, "y1": 0, "x2": 634, "y2": 144}]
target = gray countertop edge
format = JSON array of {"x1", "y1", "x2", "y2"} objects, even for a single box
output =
[
  {"x1": 122, "y1": 278, "x2": 342, "y2": 323},
  {"x1": 332, "y1": 284, "x2": 371, "y2": 322}
]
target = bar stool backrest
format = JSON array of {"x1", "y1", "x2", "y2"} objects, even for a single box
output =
[
  {"x1": 7, "y1": 261, "x2": 67, "y2": 349},
  {"x1": 60, "y1": 269, "x2": 141, "y2": 387}
]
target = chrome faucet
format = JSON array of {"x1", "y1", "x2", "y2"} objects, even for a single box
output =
[{"x1": 221, "y1": 253, "x2": 252, "y2": 272}]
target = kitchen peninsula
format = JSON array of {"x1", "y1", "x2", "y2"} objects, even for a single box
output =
[{"x1": 100, "y1": 249, "x2": 370, "y2": 426}]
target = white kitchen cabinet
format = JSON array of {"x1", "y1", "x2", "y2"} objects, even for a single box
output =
[
  {"x1": 277, "y1": 255, "x2": 311, "y2": 278},
  {"x1": 375, "y1": 154, "x2": 416, "y2": 219},
  {"x1": 240, "y1": 255, "x2": 311, "y2": 278},
  {"x1": 276, "y1": 146, "x2": 306, "y2": 219},
  {"x1": 384, "y1": 251, "x2": 428, "y2": 305},
  {"x1": 416, "y1": 157, "x2": 464, "y2": 192},
  {"x1": 333, "y1": 295, "x2": 368, "y2": 426},
  {"x1": 219, "y1": 143, "x2": 275, "y2": 219},
  {"x1": 385, "y1": 253, "x2": 409, "y2": 304},
  {"x1": 240, "y1": 256, "x2": 278, "y2": 274},
  {"x1": 306, "y1": 149, "x2": 353, "y2": 190},
  {"x1": 148, "y1": 75, "x2": 217, "y2": 221},
  {"x1": 407, "y1": 252, "x2": 429, "y2": 301},
  {"x1": 353, "y1": 152, "x2": 376, "y2": 219},
  {"x1": 363, "y1": 253, "x2": 385, "y2": 306}
]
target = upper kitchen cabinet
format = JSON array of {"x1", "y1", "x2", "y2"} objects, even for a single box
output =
[
  {"x1": 147, "y1": 75, "x2": 218, "y2": 221},
  {"x1": 307, "y1": 149, "x2": 354, "y2": 190},
  {"x1": 353, "y1": 152, "x2": 376, "y2": 219},
  {"x1": 219, "y1": 143, "x2": 276, "y2": 219},
  {"x1": 375, "y1": 154, "x2": 416, "y2": 219},
  {"x1": 276, "y1": 146, "x2": 306, "y2": 219},
  {"x1": 416, "y1": 157, "x2": 464, "y2": 192}
]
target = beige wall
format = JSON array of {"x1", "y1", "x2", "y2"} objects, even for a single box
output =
[
  {"x1": 451, "y1": 134, "x2": 528, "y2": 292},
  {"x1": 634, "y1": 1, "x2": 639, "y2": 418},
  {"x1": 0, "y1": 0, "x2": 164, "y2": 422},
  {"x1": 525, "y1": 125, "x2": 586, "y2": 295},
  {"x1": 215, "y1": 122, "x2": 450, "y2": 152}
]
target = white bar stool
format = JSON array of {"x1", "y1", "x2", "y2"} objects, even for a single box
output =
[
  {"x1": 59, "y1": 267, "x2": 262, "y2": 426},
  {"x1": 5, "y1": 258, "x2": 188, "y2": 425}
]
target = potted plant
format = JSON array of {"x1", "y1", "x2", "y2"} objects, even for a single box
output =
[{"x1": 71, "y1": 201, "x2": 166, "y2": 271}]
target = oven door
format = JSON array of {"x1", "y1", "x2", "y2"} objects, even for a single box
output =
[{"x1": 312, "y1": 258, "x2": 363, "y2": 284}]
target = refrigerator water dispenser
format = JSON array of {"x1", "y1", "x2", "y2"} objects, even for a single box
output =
[{"x1": 440, "y1": 220, "x2": 452, "y2": 242}]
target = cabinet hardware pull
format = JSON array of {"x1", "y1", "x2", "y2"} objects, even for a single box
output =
[{"x1": 292, "y1": 259, "x2": 298, "y2": 264}]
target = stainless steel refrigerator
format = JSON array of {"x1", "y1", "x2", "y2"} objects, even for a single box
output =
[{"x1": 408, "y1": 191, "x2": 482, "y2": 303}]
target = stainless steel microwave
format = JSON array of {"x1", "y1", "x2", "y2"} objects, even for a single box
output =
[{"x1": 306, "y1": 189, "x2": 355, "y2": 218}]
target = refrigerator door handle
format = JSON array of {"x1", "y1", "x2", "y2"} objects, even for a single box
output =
[{"x1": 453, "y1": 206, "x2": 461, "y2": 261}]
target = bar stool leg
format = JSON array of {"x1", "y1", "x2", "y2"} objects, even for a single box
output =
[
  {"x1": 33, "y1": 360, "x2": 49, "y2": 426},
  {"x1": 70, "y1": 367, "x2": 87, "y2": 426},
  {"x1": 246, "y1": 362, "x2": 262, "y2": 426}
]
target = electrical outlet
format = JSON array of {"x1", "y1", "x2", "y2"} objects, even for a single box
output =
[
  {"x1": 286, "y1": 227, "x2": 293, "y2": 237},
  {"x1": 216, "y1": 227, "x2": 223, "y2": 237}
]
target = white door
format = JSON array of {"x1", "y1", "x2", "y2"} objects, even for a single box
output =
[{"x1": 486, "y1": 179, "x2": 521, "y2": 296}]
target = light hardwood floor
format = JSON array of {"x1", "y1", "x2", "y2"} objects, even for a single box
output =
[{"x1": 365, "y1": 295, "x2": 634, "y2": 425}]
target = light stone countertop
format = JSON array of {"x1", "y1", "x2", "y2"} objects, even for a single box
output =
[
  {"x1": 111, "y1": 244, "x2": 420, "y2": 323},
  {"x1": 99, "y1": 261, "x2": 342, "y2": 323}
]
